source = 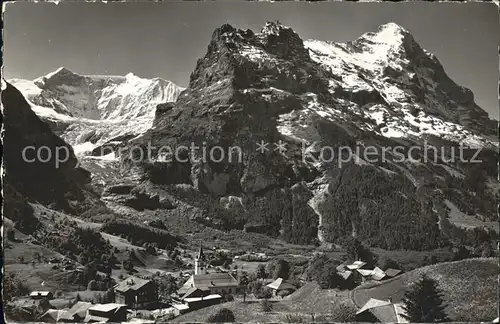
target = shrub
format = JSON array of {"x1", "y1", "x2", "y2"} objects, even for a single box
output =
[
  {"x1": 261, "y1": 298, "x2": 273, "y2": 312},
  {"x1": 34, "y1": 298, "x2": 51, "y2": 318},
  {"x1": 342, "y1": 236, "x2": 378, "y2": 267},
  {"x1": 7, "y1": 229, "x2": 15, "y2": 241},
  {"x1": 277, "y1": 290, "x2": 291, "y2": 298},
  {"x1": 3, "y1": 273, "x2": 29, "y2": 302},
  {"x1": 330, "y1": 302, "x2": 357, "y2": 322},
  {"x1": 122, "y1": 258, "x2": 134, "y2": 272},
  {"x1": 101, "y1": 220, "x2": 178, "y2": 250},
  {"x1": 42, "y1": 227, "x2": 112, "y2": 269},
  {"x1": 379, "y1": 257, "x2": 400, "y2": 270},
  {"x1": 307, "y1": 254, "x2": 344, "y2": 289},
  {"x1": 104, "y1": 288, "x2": 115, "y2": 303},
  {"x1": 281, "y1": 313, "x2": 305, "y2": 323},
  {"x1": 207, "y1": 308, "x2": 235, "y2": 323},
  {"x1": 87, "y1": 280, "x2": 99, "y2": 291},
  {"x1": 267, "y1": 259, "x2": 290, "y2": 280},
  {"x1": 256, "y1": 264, "x2": 267, "y2": 279}
]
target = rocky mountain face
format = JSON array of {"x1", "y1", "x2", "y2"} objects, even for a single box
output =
[
  {"x1": 1, "y1": 81, "x2": 103, "y2": 233},
  {"x1": 10, "y1": 68, "x2": 184, "y2": 156},
  {"x1": 6, "y1": 22, "x2": 497, "y2": 251},
  {"x1": 115, "y1": 22, "x2": 497, "y2": 249}
]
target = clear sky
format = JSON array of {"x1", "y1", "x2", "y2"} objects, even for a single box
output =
[{"x1": 3, "y1": 1, "x2": 499, "y2": 119}]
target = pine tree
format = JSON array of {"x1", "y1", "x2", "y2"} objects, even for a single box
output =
[
  {"x1": 402, "y1": 274, "x2": 449, "y2": 323},
  {"x1": 239, "y1": 272, "x2": 250, "y2": 303},
  {"x1": 256, "y1": 264, "x2": 267, "y2": 279}
]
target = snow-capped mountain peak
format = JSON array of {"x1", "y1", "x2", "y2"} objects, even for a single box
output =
[
  {"x1": 303, "y1": 22, "x2": 496, "y2": 145},
  {"x1": 375, "y1": 22, "x2": 409, "y2": 36},
  {"x1": 10, "y1": 68, "x2": 185, "y2": 155},
  {"x1": 34, "y1": 66, "x2": 84, "y2": 86},
  {"x1": 16, "y1": 67, "x2": 184, "y2": 120}
]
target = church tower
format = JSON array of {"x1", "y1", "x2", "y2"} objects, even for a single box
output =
[{"x1": 194, "y1": 243, "x2": 206, "y2": 275}]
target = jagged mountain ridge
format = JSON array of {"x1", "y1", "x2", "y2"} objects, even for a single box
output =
[
  {"x1": 10, "y1": 68, "x2": 184, "y2": 155},
  {"x1": 14, "y1": 67, "x2": 183, "y2": 120},
  {"x1": 304, "y1": 23, "x2": 496, "y2": 146},
  {"x1": 116, "y1": 21, "x2": 497, "y2": 249}
]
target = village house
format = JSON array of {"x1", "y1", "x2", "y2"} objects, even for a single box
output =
[
  {"x1": 38, "y1": 309, "x2": 71, "y2": 323},
  {"x1": 357, "y1": 267, "x2": 402, "y2": 282},
  {"x1": 7, "y1": 297, "x2": 49, "y2": 317},
  {"x1": 265, "y1": 278, "x2": 296, "y2": 295},
  {"x1": 336, "y1": 263, "x2": 363, "y2": 284},
  {"x1": 356, "y1": 298, "x2": 408, "y2": 323},
  {"x1": 114, "y1": 276, "x2": 158, "y2": 309},
  {"x1": 345, "y1": 261, "x2": 368, "y2": 271},
  {"x1": 171, "y1": 303, "x2": 190, "y2": 315},
  {"x1": 63, "y1": 301, "x2": 94, "y2": 322},
  {"x1": 177, "y1": 245, "x2": 238, "y2": 298},
  {"x1": 179, "y1": 272, "x2": 239, "y2": 297},
  {"x1": 29, "y1": 291, "x2": 54, "y2": 300},
  {"x1": 366, "y1": 267, "x2": 387, "y2": 281},
  {"x1": 84, "y1": 303, "x2": 128, "y2": 323},
  {"x1": 38, "y1": 301, "x2": 94, "y2": 323}
]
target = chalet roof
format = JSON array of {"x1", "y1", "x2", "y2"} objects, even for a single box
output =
[
  {"x1": 346, "y1": 261, "x2": 367, "y2": 270},
  {"x1": 384, "y1": 268, "x2": 402, "y2": 277},
  {"x1": 337, "y1": 270, "x2": 353, "y2": 280},
  {"x1": 151, "y1": 307, "x2": 178, "y2": 317},
  {"x1": 266, "y1": 278, "x2": 296, "y2": 291},
  {"x1": 370, "y1": 304, "x2": 404, "y2": 323},
  {"x1": 89, "y1": 303, "x2": 127, "y2": 313},
  {"x1": 184, "y1": 294, "x2": 223, "y2": 303},
  {"x1": 371, "y1": 272, "x2": 386, "y2": 281},
  {"x1": 172, "y1": 304, "x2": 190, "y2": 311},
  {"x1": 357, "y1": 269, "x2": 374, "y2": 277},
  {"x1": 39, "y1": 309, "x2": 71, "y2": 322},
  {"x1": 192, "y1": 273, "x2": 238, "y2": 289},
  {"x1": 30, "y1": 291, "x2": 52, "y2": 297},
  {"x1": 336, "y1": 264, "x2": 347, "y2": 272},
  {"x1": 181, "y1": 287, "x2": 206, "y2": 299},
  {"x1": 67, "y1": 301, "x2": 93, "y2": 319},
  {"x1": 356, "y1": 298, "x2": 392, "y2": 314},
  {"x1": 114, "y1": 276, "x2": 151, "y2": 293},
  {"x1": 128, "y1": 318, "x2": 155, "y2": 324},
  {"x1": 371, "y1": 267, "x2": 386, "y2": 280},
  {"x1": 84, "y1": 314, "x2": 110, "y2": 323},
  {"x1": 178, "y1": 284, "x2": 209, "y2": 296},
  {"x1": 357, "y1": 267, "x2": 386, "y2": 280},
  {"x1": 356, "y1": 298, "x2": 408, "y2": 323}
]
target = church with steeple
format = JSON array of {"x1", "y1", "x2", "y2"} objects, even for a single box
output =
[
  {"x1": 176, "y1": 243, "x2": 238, "y2": 299},
  {"x1": 194, "y1": 243, "x2": 207, "y2": 275}
]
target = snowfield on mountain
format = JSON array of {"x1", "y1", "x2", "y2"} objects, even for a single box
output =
[{"x1": 10, "y1": 68, "x2": 184, "y2": 156}]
